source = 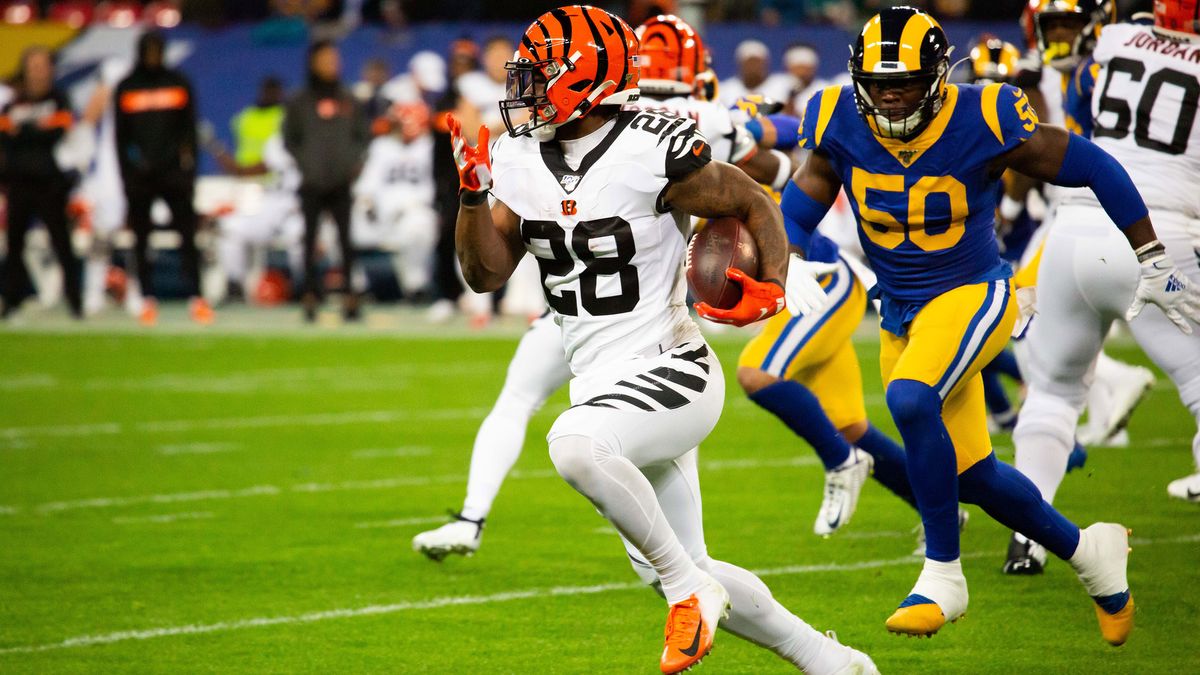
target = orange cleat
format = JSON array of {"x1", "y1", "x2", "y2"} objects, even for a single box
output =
[
  {"x1": 190, "y1": 298, "x2": 215, "y2": 325},
  {"x1": 660, "y1": 576, "x2": 729, "y2": 674},
  {"x1": 139, "y1": 299, "x2": 158, "y2": 327}
]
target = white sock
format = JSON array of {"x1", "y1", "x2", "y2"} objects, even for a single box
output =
[
  {"x1": 549, "y1": 435, "x2": 703, "y2": 605},
  {"x1": 460, "y1": 397, "x2": 535, "y2": 521},
  {"x1": 1069, "y1": 523, "x2": 1129, "y2": 598},
  {"x1": 911, "y1": 558, "x2": 968, "y2": 619},
  {"x1": 704, "y1": 559, "x2": 830, "y2": 670}
]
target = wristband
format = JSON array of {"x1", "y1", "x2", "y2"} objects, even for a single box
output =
[
  {"x1": 1134, "y1": 240, "x2": 1166, "y2": 263},
  {"x1": 769, "y1": 150, "x2": 792, "y2": 191},
  {"x1": 460, "y1": 189, "x2": 489, "y2": 206}
]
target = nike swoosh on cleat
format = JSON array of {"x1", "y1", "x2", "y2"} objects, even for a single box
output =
[
  {"x1": 680, "y1": 622, "x2": 704, "y2": 657},
  {"x1": 1187, "y1": 488, "x2": 1200, "y2": 500}
]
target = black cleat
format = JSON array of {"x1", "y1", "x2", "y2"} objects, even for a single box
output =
[{"x1": 1003, "y1": 533, "x2": 1046, "y2": 575}]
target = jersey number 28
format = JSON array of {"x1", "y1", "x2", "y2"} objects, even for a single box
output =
[{"x1": 521, "y1": 217, "x2": 640, "y2": 316}]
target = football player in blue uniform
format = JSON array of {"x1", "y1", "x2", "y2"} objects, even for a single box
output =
[{"x1": 780, "y1": 6, "x2": 1196, "y2": 643}]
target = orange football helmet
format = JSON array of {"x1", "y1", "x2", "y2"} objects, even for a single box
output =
[
  {"x1": 1155, "y1": 0, "x2": 1200, "y2": 39},
  {"x1": 635, "y1": 14, "x2": 707, "y2": 96},
  {"x1": 500, "y1": 4, "x2": 640, "y2": 139}
]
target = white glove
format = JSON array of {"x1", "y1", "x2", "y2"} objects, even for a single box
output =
[
  {"x1": 785, "y1": 253, "x2": 840, "y2": 317},
  {"x1": 1012, "y1": 285, "x2": 1037, "y2": 338},
  {"x1": 1126, "y1": 243, "x2": 1200, "y2": 334}
]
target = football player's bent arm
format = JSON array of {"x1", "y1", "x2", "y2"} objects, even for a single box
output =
[
  {"x1": 1001, "y1": 124, "x2": 1159, "y2": 249},
  {"x1": 780, "y1": 149, "x2": 843, "y2": 249},
  {"x1": 455, "y1": 196, "x2": 526, "y2": 293},
  {"x1": 737, "y1": 148, "x2": 794, "y2": 192},
  {"x1": 664, "y1": 160, "x2": 789, "y2": 284}
]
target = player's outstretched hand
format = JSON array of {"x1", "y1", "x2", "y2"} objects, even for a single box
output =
[
  {"x1": 448, "y1": 114, "x2": 492, "y2": 194},
  {"x1": 695, "y1": 268, "x2": 784, "y2": 327},
  {"x1": 785, "y1": 253, "x2": 839, "y2": 317},
  {"x1": 1127, "y1": 246, "x2": 1200, "y2": 334}
]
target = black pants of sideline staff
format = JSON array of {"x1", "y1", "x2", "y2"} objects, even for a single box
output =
[
  {"x1": 124, "y1": 170, "x2": 201, "y2": 300},
  {"x1": 299, "y1": 184, "x2": 358, "y2": 316},
  {"x1": 2, "y1": 178, "x2": 82, "y2": 318}
]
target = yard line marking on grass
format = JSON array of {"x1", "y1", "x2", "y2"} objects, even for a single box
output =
[
  {"x1": 0, "y1": 374, "x2": 57, "y2": 389},
  {"x1": 0, "y1": 408, "x2": 491, "y2": 440},
  {"x1": 351, "y1": 447, "x2": 432, "y2": 459},
  {"x1": 112, "y1": 511, "x2": 214, "y2": 525},
  {"x1": 354, "y1": 516, "x2": 447, "y2": 529},
  {"x1": 11, "y1": 456, "x2": 824, "y2": 515},
  {"x1": 0, "y1": 506, "x2": 18, "y2": 515},
  {"x1": 835, "y1": 530, "x2": 910, "y2": 541},
  {"x1": 157, "y1": 442, "x2": 241, "y2": 456},
  {"x1": 0, "y1": 534, "x2": 1194, "y2": 656}
]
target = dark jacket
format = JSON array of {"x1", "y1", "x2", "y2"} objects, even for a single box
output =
[
  {"x1": 114, "y1": 66, "x2": 198, "y2": 177},
  {"x1": 0, "y1": 88, "x2": 73, "y2": 183},
  {"x1": 283, "y1": 82, "x2": 369, "y2": 192}
]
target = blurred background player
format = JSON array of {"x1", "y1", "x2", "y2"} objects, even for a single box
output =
[
  {"x1": 1021, "y1": 0, "x2": 1158, "y2": 449},
  {"x1": 284, "y1": 39, "x2": 370, "y2": 323},
  {"x1": 352, "y1": 101, "x2": 437, "y2": 299},
  {"x1": 719, "y1": 39, "x2": 796, "y2": 106},
  {"x1": 115, "y1": 31, "x2": 211, "y2": 326},
  {"x1": 783, "y1": 43, "x2": 828, "y2": 114},
  {"x1": 0, "y1": 46, "x2": 83, "y2": 320},
  {"x1": 208, "y1": 76, "x2": 289, "y2": 301},
  {"x1": 1008, "y1": 0, "x2": 1200, "y2": 574}
]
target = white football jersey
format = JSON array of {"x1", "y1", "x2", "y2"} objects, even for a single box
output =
[
  {"x1": 490, "y1": 109, "x2": 711, "y2": 375},
  {"x1": 1091, "y1": 23, "x2": 1200, "y2": 218},
  {"x1": 354, "y1": 133, "x2": 435, "y2": 207},
  {"x1": 628, "y1": 95, "x2": 758, "y2": 165}
]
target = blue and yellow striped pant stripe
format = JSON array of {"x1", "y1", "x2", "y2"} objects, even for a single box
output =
[
  {"x1": 738, "y1": 258, "x2": 868, "y2": 429},
  {"x1": 880, "y1": 279, "x2": 1017, "y2": 473}
]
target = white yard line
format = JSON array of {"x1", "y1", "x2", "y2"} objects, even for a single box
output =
[
  {"x1": 351, "y1": 447, "x2": 432, "y2": 459},
  {"x1": 157, "y1": 442, "x2": 241, "y2": 456},
  {"x1": 354, "y1": 516, "x2": 448, "y2": 529},
  {"x1": 112, "y1": 511, "x2": 214, "y2": 525},
  {"x1": 0, "y1": 408, "x2": 491, "y2": 440},
  {"x1": 7, "y1": 535, "x2": 1196, "y2": 657}
]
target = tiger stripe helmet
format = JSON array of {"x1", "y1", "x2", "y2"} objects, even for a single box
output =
[
  {"x1": 500, "y1": 5, "x2": 640, "y2": 140},
  {"x1": 635, "y1": 14, "x2": 707, "y2": 96},
  {"x1": 1030, "y1": 0, "x2": 1116, "y2": 73},
  {"x1": 1154, "y1": 0, "x2": 1200, "y2": 40},
  {"x1": 849, "y1": 6, "x2": 952, "y2": 140},
  {"x1": 969, "y1": 36, "x2": 1022, "y2": 84}
]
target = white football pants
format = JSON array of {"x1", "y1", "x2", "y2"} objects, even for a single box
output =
[
  {"x1": 459, "y1": 316, "x2": 571, "y2": 521},
  {"x1": 1015, "y1": 204, "x2": 1200, "y2": 502},
  {"x1": 546, "y1": 337, "x2": 833, "y2": 669}
]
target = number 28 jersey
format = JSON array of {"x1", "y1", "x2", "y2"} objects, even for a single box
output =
[
  {"x1": 490, "y1": 109, "x2": 712, "y2": 375},
  {"x1": 1091, "y1": 22, "x2": 1200, "y2": 218}
]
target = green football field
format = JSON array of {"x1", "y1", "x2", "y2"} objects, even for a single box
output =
[{"x1": 1, "y1": 308, "x2": 1198, "y2": 673}]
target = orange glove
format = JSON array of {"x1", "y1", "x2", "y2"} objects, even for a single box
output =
[
  {"x1": 447, "y1": 113, "x2": 492, "y2": 193},
  {"x1": 695, "y1": 268, "x2": 785, "y2": 326}
]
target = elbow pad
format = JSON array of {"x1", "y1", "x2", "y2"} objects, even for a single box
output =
[
  {"x1": 780, "y1": 180, "x2": 830, "y2": 247},
  {"x1": 1054, "y1": 133, "x2": 1148, "y2": 229}
]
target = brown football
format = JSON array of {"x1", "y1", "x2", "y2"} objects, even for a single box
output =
[{"x1": 686, "y1": 217, "x2": 760, "y2": 310}]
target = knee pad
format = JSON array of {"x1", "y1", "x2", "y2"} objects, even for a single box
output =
[
  {"x1": 1013, "y1": 388, "x2": 1079, "y2": 447},
  {"x1": 886, "y1": 379, "x2": 940, "y2": 428},
  {"x1": 547, "y1": 434, "x2": 598, "y2": 487}
]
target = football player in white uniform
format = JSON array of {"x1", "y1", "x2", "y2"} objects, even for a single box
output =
[
  {"x1": 215, "y1": 134, "x2": 303, "y2": 296},
  {"x1": 449, "y1": 6, "x2": 875, "y2": 674},
  {"x1": 414, "y1": 14, "x2": 802, "y2": 560},
  {"x1": 352, "y1": 102, "x2": 438, "y2": 296},
  {"x1": 1010, "y1": 0, "x2": 1200, "y2": 554}
]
